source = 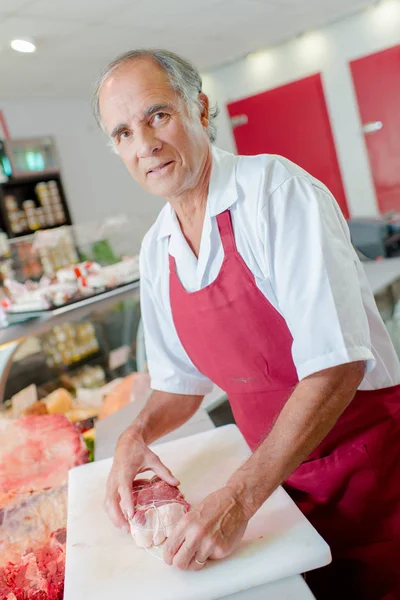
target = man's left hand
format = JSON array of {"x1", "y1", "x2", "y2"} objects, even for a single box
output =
[{"x1": 163, "y1": 486, "x2": 249, "y2": 571}]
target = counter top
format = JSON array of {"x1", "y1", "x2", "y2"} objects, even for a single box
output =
[
  {"x1": 362, "y1": 257, "x2": 400, "y2": 295},
  {"x1": 223, "y1": 575, "x2": 314, "y2": 599},
  {"x1": 95, "y1": 409, "x2": 317, "y2": 600}
]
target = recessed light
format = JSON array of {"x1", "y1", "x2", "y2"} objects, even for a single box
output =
[{"x1": 11, "y1": 39, "x2": 37, "y2": 53}]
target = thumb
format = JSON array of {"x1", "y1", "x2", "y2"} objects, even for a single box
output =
[{"x1": 149, "y1": 453, "x2": 180, "y2": 486}]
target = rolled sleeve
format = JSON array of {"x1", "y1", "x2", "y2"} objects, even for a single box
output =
[
  {"x1": 265, "y1": 176, "x2": 376, "y2": 380},
  {"x1": 139, "y1": 248, "x2": 213, "y2": 396}
]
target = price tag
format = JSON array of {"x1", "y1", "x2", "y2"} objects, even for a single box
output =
[
  {"x1": 12, "y1": 384, "x2": 37, "y2": 418},
  {"x1": 109, "y1": 345, "x2": 130, "y2": 370}
]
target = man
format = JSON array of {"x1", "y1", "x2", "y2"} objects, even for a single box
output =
[{"x1": 93, "y1": 49, "x2": 400, "y2": 599}]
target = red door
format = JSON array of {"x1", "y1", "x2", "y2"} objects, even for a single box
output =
[
  {"x1": 227, "y1": 74, "x2": 349, "y2": 218},
  {"x1": 350, "y1": 45, "x2": 400, "y2": 215}
]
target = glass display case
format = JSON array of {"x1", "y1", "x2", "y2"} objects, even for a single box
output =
[
  {"x1": 1, "y1": 257, "x2": 400, "y2": 428},
  {"x1": 0, "y1": 280, "x2": 141, "y2": 410}
]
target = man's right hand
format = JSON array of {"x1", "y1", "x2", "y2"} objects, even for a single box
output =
[{"x1": 104, "y1": 425, "x2": 180, "y2": 531}]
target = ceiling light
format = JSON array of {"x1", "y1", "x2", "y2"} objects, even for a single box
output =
[
  {"x1": 11, "y1": 39, "x2": 36, "y2": 53},
  {"x1": 296, "y1": 31, "x2": 329, "y2": 65},
  {"x1": 247, "y1": 50, "x2": 276, "y2": 78},
  {"x1": 372, "y1": 0, "x2": 400, "y2": 27}
]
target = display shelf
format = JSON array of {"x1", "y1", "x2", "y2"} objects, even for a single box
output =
[
  {"x1": 0, "y1": 279, "x2": 140, "y2": 403},
  {"x1": 0, "y1": 172, "x2": 72, "y2": 239}
]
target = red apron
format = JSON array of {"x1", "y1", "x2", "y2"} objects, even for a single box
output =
[{"x1": 169, "y1": 210, "x2": 400, "y2": 600}]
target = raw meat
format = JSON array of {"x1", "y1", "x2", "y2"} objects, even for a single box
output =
[
  {"x1": 129, "y1": 476, "x2": 190, "y2": 548},
  {"x1": 0, "y1": 415, "x2": 88, "y2": 600},
  {"x1": 0, "y1": 485, "x2": 67, "y2": 567},
  {"x1": 0, "y1": 528, "x2": 66, "y2": 600},
  {"x1": 0, "y1": 415, "x2": 87, "y2": 507}
]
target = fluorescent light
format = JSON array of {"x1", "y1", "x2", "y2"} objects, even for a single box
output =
[{"x1": 11, "y1": 39, "x2": 36, "y2": 53}]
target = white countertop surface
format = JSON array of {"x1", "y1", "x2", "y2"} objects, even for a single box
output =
[
  {"x1": 95, "y1": 411, "x2": 318, "y2": 600},
  {"x1": 223, "y1": 575, "x2": 314, "y2": 599}
]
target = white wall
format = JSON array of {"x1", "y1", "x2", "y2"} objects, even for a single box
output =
[
  {"x1": 0, "y1": 100, "x2": 163, "y2": 253},
  {"x1": 203, "y1": 0, "x2": 400, "y2": 218}
]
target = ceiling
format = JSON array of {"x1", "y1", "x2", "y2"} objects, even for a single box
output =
[{"x1": 0, "y1": 0, "x2": 376, "y2": 101}]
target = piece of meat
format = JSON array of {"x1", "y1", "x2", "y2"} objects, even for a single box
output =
[
  {"x1": 0, "y1": 415, "x2": 87, "y2": 507},
  {"x1": 0, "y1": 415, "x2": 88, "y2": 600},
  {"x1": 0, "y1": 485, "x2": 67, "y2": 568},
  {"x1": 0, "y1": 528, "x2": 66, "y2": 600},
  {"x1": 129, "y1": 476, "x2": 190, "y2": 548}
]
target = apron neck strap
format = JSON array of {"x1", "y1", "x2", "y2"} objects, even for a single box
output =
[{"x1": 216, "y1": 210, "x2": 236, "y2": 254}]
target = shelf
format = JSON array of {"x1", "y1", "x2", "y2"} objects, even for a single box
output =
[
  {"x1": 1, "y1": 172, "x2": 60, "y2": 186},
  {"x1": 0, "y1": 279, "x2": 140, "y2": 348}
]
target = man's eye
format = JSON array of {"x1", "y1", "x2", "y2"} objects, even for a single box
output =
[
  {"x1": 154, "y1": 112, "x2": 167, "y2": 122},
  {"x1": 120, "y1": 130, "x2": 131, "y2": 140}
]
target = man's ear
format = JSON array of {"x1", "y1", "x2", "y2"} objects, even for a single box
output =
[{"x1": 199, "y1": 92, "x2": 210, "y2": 128}]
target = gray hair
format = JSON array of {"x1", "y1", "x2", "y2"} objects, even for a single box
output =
[{"x1": 92, "y1": 48, "x2": 219, "y2": 143}]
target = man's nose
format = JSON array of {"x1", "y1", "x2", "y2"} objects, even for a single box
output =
[{"x1": 137, "y1": 127, "x2": 162, "y2": 158}]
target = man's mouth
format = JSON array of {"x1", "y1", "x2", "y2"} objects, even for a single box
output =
[{"x1": 147, "y1": 161, "x2": 174, "y2": 175}]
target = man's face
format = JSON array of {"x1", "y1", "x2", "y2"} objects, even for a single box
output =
[{"x1": 99, "y1": 59, "x2": 210, "y2": 199}]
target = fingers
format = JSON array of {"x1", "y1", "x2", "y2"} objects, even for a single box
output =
[
  {"x1": 149, "y1": 453, "x2": 180, "y2": 486},
  {"x1": 163, "y1": 522, "x2": 186, "y2": 566},
  {"x1": 118, "y1": 473, "x2": 135, "y2": 520},
  {"x1": 171, "y1": 540, "x2": 199, "y2": 571},
  {"x1": 104, "y1": 489, "x2": 129, "y2": 532},
  {"x1": 188, "y1": 554, "x2": 209, "y2": 571}
]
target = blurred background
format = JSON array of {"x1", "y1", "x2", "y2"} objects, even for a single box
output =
[
  {"x1": 1, "y1": 0, "x2": 400, "y2": 439},
  {"x1": 1, "y1": 6, "x2": 400, "y2": 597},
  {"x1": 1, "y1": 0, "x2": 400, "y2": 244}
]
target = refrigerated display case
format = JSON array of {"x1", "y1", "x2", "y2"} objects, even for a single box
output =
[
  {"x1": 0, "y1": 280, "x2": 141, "y2": 407},
  {"x1": 1, "y1": 258, "x2": 400, "y2": 426}
]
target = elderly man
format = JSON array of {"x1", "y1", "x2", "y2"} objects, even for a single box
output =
[{"x1": 94, "y1": 49, "x2": 400, "y2": 599}]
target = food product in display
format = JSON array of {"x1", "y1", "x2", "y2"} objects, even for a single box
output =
[
  {"x1": 2, "y1": 277, "x2": 77, "y2": 311},
  {"x1": 34, "y1": 227, "x2": 79, "y2": 276},
  {"x1": 98, "y1": 374, "x2": 135, "y2": 419},
  {"x1": 35, "y1": 180, "x2": 66, "y2": 229},
  {"x1": 0, "y1": 415, "x2": 87, "y2": 505},
  {"x1": 0, "y1": 485, "x2": 67, "y2": 567},
  {"x1": 11, "y1": 383, "x2": 37, "y2": 418},
  {"x1": 101, "y1": 255, "x2": 140, "y2": 287},
  {"x1": 65, "y1": 407, "x2": 99, "y2": 423},
  {"x1": 98, "y1": 372, "x2": 151, "y2": 420},
  {"x1": 0, "y1": 416, "x2": 87, "y2": 599},
  {"x1": 0, "y1": 527, "x2": 66, "y2": 600},
  {"x1": 44, "y1": 388, "x2": 73, "y2": 415},
  {"x1": 129, "y1": 476, "x2": 190, "y2": 548},
  {"x1": 42, "y1": 321, "x2": 99, "y2": 368},
  {"x1": 60, "y1": 364, "x2": 106, "y2": 391},
  {"x1": 21, "y1": 399, "x2": 48, "y2": 416},
  {"x1": 3, "y1": 253, "x2": 139, "y2": 312}
]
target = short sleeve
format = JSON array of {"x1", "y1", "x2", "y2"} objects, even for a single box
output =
[
  {"x1": 139, "y1": 247, "x2": 213, "y2": 395},
  {"x1": 264, "y1": 176, "x2": 376, "y2": 380}
]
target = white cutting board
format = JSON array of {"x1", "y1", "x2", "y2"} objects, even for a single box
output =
[{"x1": 65, "y1": 425, "x2": 331, "y2": 600}]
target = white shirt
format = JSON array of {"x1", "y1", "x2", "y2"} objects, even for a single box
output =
[{"x1": 140, "y1": 146, "x2": 400, "y2": 395}]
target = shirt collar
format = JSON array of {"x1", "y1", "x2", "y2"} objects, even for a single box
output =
[{"x1": 156, "y1": 146, "x2": 238, "y2": 241}]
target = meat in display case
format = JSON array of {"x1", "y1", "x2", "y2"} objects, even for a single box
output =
[{"x1": 0, "y1": 280, "x2": 148, "y2": 600}]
